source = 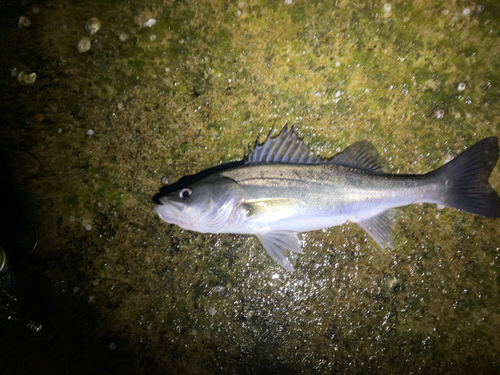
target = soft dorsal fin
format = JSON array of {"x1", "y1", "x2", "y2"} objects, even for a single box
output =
[
  {"x1": 246, "y1": 125, "x2": 385, "y2": 173},
  {"x1": 247, "y1": 125, "x2": 325, "y2": 164},
  {"x1": 330, "y1": 140, "x2": 385, "y2": 173}
]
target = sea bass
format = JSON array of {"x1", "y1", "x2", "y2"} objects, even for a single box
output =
[{"x1": 153, "y1": 126, "x2": 500, "y2": 271}]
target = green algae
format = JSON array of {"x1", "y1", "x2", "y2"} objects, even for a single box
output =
[{"x1": 2, "y1": 0, "x2": 500, "y2": 373}]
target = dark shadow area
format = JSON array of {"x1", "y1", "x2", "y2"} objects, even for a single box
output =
[
  {"x1": 0, "y1": 148, "x2": 164, "y2": 375},
  {"x1": 0, "y1": 2, "x2": 163, "y2": 374}
]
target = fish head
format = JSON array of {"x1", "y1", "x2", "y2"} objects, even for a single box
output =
[{"x1": 153, "y1": 176, "x2": 241, "y2": 233}]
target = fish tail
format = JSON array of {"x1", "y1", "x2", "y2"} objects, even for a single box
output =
[{"x1": 432, "y1": 136, "x2": 500, "y2": 217}]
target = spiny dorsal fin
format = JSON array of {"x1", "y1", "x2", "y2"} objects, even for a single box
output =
[
  {"x1": 246, "y1": 125, "x2": 385, "y2": 173},
  {"x1": 246, "y1": 125, "x2": 325, "y2": 164},
  {"x1": 331, "y1": 140, "x2": 385, "y2": 173}
]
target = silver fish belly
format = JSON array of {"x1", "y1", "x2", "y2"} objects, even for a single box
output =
[{"x1": 153, "y1": 126, "x2": 500, "y2": 271}]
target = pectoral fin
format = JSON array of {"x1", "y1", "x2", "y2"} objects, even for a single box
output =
[
  {"x1": 256, "y1": 231, "x2": 303, "y2": 272},
  {"x1": 357, "y1": 209, "x2": 400, "y2": 249},
  {"x1": 244, "y1": 198, "x2": 297, "y2": 217}
]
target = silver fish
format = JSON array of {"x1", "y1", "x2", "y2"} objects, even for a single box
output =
[{"x1": 153, "y1": 126, "x2": 500, "y2": 271}]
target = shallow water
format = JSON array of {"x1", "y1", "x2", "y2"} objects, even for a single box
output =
[{"x1": 1, "y1": 0, "x2": 500, "y2": 374}]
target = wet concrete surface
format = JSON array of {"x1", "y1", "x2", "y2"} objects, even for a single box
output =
[{"x1": 1, "y1": 0, "x2": 500, "y2": 374}]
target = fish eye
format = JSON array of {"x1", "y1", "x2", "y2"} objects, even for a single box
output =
[{"x1": 179, "y1": 188, "x2": 192, "y2": 199}]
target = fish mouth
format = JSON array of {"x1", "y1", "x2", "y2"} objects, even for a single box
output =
[
  {"x1": 153, "y1": 199, "x2": 198, "y2": 231},
  {"x1": 153, "y1": 188, "x2": 241, "y2": 233},
  {"x1": 153, "y1": 198, "x2": 184, "y2": 225}
]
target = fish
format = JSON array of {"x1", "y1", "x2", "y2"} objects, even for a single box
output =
[{"x1": 153, "y1": 126, "x2": 500, "y2": 271}]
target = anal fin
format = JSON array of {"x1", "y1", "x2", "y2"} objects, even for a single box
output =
[
  {"x1": 357, "y1": 209, "x2": 400, "y2": 249},
  {"x1": 256, "y1": 231, "x2": 303, "y2": 272}
]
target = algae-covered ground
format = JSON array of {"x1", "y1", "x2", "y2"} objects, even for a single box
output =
[{"x1": 1, "y1": 0, "x2": 500, "y2": 374}]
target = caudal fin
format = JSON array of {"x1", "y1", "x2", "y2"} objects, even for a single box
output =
[{"x1": 433, "y1": 136, "x2": 500, "y2": 217}]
